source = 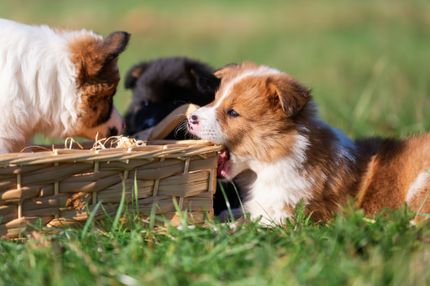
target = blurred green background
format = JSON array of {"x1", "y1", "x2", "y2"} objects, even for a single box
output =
[{"x1": 1, "y1": 0, "x2": 429, "y2": 139}]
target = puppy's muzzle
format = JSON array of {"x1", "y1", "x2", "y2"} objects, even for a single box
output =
[
  {"x1": 102, "y1": 108, "x2": 124, "y2": 137},
  {"x1": 187, "y1": 114, "x2": 199, "y2": 130},
  {"x1": 80, "y1": 107, "x2": 124, "y2": 139}
]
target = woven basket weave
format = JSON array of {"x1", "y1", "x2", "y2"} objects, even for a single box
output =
[{"x1": 0, "y1": 140, "x2": 222, "y2": 238}]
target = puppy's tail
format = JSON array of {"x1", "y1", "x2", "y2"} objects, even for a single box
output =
[{"x1": 124, "y1": 62, "x2": 149, "y2": 89}]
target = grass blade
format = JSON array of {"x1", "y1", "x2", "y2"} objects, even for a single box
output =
[
  {"x1": 81, "y1": 201, "x2": 102, "y2": 239},
  {"x1": 111, "y1": 177, "x2": 127, "y2": 232},
  {"x1": 133, "y1": 171, "x2": 140, "y2": 215},
  {"x1": 218, "y1": 182, "x2": 234, "y2": 221}
]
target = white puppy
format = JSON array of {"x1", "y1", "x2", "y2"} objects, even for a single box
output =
[{"x1": 0, "y1": 19, "x2": 130, "y2": 153}]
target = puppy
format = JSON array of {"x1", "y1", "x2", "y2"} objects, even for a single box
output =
[
  {"x1": 124, "y1": 57, "x2": 244, "y2": 216},
  {"x1": 0, "y1": 19, "x2": 129, "y2": 153},
  {"x1": 187, "y1": 62, "x2": 430, "y2": 224},
  {"x1": 124, "y1": 57, "x2": 219, "y2": 137}
]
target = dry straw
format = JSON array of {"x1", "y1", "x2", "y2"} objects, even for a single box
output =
[{"x1": 0, "y1": 135, "x2": 222, "y2": 238}]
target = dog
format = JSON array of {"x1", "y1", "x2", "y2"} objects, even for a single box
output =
[
  {"x1": 187, "y1": 62, "x2": 430, "y2": 224},
  {"x1": 0, "y1": 18, "x2": 129, "y2": 153},
  {"x1": 123, "y1": 57, "x2": 245, "y2": 216},
  {"x1": 123, "y1": 57, "x2": 219, "y2": 137}
]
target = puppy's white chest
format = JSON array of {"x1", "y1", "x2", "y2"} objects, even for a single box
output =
[{"x1": 246, "y1": 159, "x2": 313, "y2": 224}]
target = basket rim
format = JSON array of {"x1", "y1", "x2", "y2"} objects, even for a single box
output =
[{"x1": 0, "y1": 140, "x2": 223, "y2": 167}]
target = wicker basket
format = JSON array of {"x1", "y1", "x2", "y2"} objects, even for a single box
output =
[{"x1": 0, "y1": 140, "x2": 222, "y2": 238}]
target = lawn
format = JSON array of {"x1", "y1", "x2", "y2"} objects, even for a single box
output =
[
  {"x1": 0, "y1": 1, "x2": 429, "y2": 285},
  {"x1": 1, "y1": 208, "x2": 429, "y2": 285}
]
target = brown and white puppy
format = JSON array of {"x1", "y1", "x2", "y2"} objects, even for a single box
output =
[
  {"x1": 187, "y1": 62, "x2": 430, "y2": 224},
  {"x1": 0, "y1": 19, "x2": 129, "y2": 153}
]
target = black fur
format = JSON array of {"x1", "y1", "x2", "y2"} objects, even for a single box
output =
[
  {"x1": 124, "y1": 57, "x2": 219, "y2": 136},
  {"x1": 124, "y1": 56, "x2": 241, "y2": 216}
]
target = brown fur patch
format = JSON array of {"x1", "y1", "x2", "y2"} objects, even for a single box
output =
[
  {"x1": 68, "y1": 31, "x2": 130, "y2": 132},
  {"x1": 355, "y1": 136, "x2": 430, "y2": 216},
  {"x1": 304, "y1": 125, "x2": 430, "y2": 221}
]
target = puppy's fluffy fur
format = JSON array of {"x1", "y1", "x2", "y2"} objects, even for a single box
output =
[
  {"x1": 188, "y1": 62, "x2": 430, "y2": 224},
  {"x1": 0, "y1": 19, "x2": 129, "y2": 153},
  {"x1": 124, "y1": 57, "x2": 219, "y2": 136}
]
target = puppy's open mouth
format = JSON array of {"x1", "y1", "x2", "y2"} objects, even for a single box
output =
[{"x1": 217, "y1": 149, "x2": 230, "y2": 178}]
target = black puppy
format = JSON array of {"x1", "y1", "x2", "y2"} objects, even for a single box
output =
[
  {"x1": 124, "y1": 57, "x2": 241, "y2": 217},
  {"x1": 124, "y1": 57, "x2": 219, "y2": 136}
]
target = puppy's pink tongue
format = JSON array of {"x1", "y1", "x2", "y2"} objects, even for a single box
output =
[{"x1": 217, "y1": 150, "x2": 230, "y2": 178}]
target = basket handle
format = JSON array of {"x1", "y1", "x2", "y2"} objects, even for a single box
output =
[{"x1": 133, "y1": 103, "x2": 200, "y2": 140}]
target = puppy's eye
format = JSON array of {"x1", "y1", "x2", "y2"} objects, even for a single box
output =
[{"x1": 226, "y1": 108, "x2": 240, "y2": 118}]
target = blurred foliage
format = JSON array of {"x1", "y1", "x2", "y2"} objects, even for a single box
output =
[{"x1": 1, "y1": 0, "x2": 429, "y2": 139}]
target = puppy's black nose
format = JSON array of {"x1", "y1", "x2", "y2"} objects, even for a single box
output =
[
  {"x1": 190, "y1": 114, "x2": 199, "y2": 125},
  {"x1": 107, "y1": 127, "x2": 118, "y2": 137}
]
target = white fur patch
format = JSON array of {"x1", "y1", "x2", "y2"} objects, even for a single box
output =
[
  {"x1": 189, "y1": 106, "x2": 224, "y2": 143},
  {"x1": 406, "y1": 170, "x2": 430, "y2": 203},
  {"x1": 0, "y1": 18, "x2": 103, "y2": 152},
  {"x1": 245, "y1": 134, "x2": 312, "y2": 224}
]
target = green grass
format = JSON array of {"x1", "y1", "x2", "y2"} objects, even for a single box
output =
[
  {"x1": 1, "y1": 1, "x2": 430, "y2": 285},
  {"x1": 0, "y1": 208, "x2": 429, "y2": 285}
]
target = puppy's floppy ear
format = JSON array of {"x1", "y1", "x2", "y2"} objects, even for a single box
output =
[
  {"x1": 214, "y1": 63, "x2": 238, "y2": 78},
  {"x1": 188, "y1": 63, "x2": 220, "y2": 96},
  {"x1": 77, "y1": 31, "x2": 130, "y2": 78},
  {"x1": 100, "y1": 31, "x2": 130, "y2": 65},
  {"x1": 267, "y1": 75, "x2": 311, "y2": 117},
  {"x1": 124, "y1": 62, "x2": 149, "y2": 89}
]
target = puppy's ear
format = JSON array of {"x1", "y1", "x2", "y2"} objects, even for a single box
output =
[
  {"x1": 100, "y1": 31, "x2": 130, "y2": 65},
  {"x1": 125, "y1": 62, "x2": 149, "y2": 89},
  {"x1": 70, "y1": 31, "x2": 130, "y2": 79},
  {"x1": 267, "y1": 75, "x2": 311, "y2": 117},
  {"x1": 214, "y1": 63, "x2": 238, "y2": 78},
  {"x1": 188, "y1": 64, "x2": 220, "y2": 96}
]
